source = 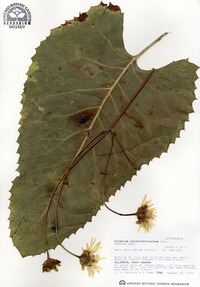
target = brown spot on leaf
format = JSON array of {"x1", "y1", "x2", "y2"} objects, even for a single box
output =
[
  {"x1": 90, "y1": 182, "x2": 96, "y2": 190},
  {"x1": 19, "y1": 116, "x2": 27, "y2": 126},
  {"x1": 100, "y1": 1, "x2": 107, "y2": 7},
  {"x1": 58, "y1": 67, "x2": 62, "y2": 71},
  {"x1": 149, "y1": 110, "x2": 153, "y2": 116},
  {"x1": 135, "y1": 121, "x2": 144, "y2": 129},
  {"x1": 70, "y1": 111, "x2": 95, "y2": 127},
  {"x1": 59, "y1": 21, "x2": 72, "y2": 28},
  {"x1": 74, "y1": 12, "x2": 88, "y2": 22},
  {"x1": 68, "y1": 61, "x2": 81, "y2": 70},
  {"x1": 107, "y1": 2, "x2": 121, "y2": 12},
  {"x1": 149, "y1": 105, "x2": 154, "y2": 116},
  {"x1": 125, "y1": 113, "x2": 144, "y2": 129},
  {"x1": 99, "y1": 65, "x2": 103, "y2": 70},
  {"x1": 84, "y1": 66, "x2": 94, "y2": 77},
  {"x1": 59, "y1": 202, "x2": 64, "y2": 209},
  {"x1": 51, "y1": 221, "x2": 59, "y2": 232},
  {"x1": 45, "y1": 184, "x2": 55, "y2": 198}
]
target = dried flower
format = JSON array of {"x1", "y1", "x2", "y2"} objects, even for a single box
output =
[
  {"x1": 79, "y1": 237, "x2": 105, "y2": 278},
  {"x1": 42, "y1": 258, "x2": 61, "y2": 272},
  {"x1": 136, "y1": 195, "x2": 157, "y2": 232}
]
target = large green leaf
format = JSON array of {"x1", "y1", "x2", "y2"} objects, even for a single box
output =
[{"x1": 9, "y1": 3, "x2": 198, "y2": 257}]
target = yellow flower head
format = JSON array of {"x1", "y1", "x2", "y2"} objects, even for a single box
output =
[
  {"x1": 42, "y1": 258, "x2": 61, "y2": 272},
  {"x1": 79, "y1": 237, "x2": 106, "y2": 278},
  {"x1": 136, "y1": 195, "x2": 157, "y2": 233}
]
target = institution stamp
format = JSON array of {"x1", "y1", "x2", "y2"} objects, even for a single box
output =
[{"x1": 3, "y1": 3, "x2": 31, "y2": 29}]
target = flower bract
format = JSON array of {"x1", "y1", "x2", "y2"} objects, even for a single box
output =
[
  {"x1": 79, "y1": 237, "x2": 105, "y2": 278},
  {"x1": 136, "y1": 194, "x2": 157, "y2": 232},
  {"x1": 42, "y1": 258, "x2": 61, "y2": 272}
]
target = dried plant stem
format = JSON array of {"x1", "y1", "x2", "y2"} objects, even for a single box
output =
[
  {"x1": 101, "y1": 131, "x2": 137, "y2": 217},
  {"x1": 44, "y1": 179, "x2": 62, "y2": 259},
  {"x1": 43, "y1": 132, "x2": 108, "y2": 258},
  {"x1": 104, "y1": 203, "x2": 137, "y2": 216},
  {"x1": 44, "y1": 32, "x2": 168, "y2": 257},
  {"x1": 44, "y1": 67, "x2": 155, "y2": 258},
  {"x1": 55, "y1": 182, "x2": 80, "y2": 258}
]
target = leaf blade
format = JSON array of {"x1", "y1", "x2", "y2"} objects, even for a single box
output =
[{"x1": 9, "y1": 4, "x2": 198, "y2": 257}]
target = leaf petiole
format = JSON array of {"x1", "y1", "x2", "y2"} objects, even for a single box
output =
[{"x1": 135, "y1": 32, "x2": 168, "y2": 60}]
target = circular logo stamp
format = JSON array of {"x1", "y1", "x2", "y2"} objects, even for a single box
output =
[{"x1": 3, "y1": 3, "x2": 31, "y2": 29}]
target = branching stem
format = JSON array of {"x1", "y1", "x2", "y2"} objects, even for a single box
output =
[
  {"x1": 43, "y1": 32, "x2": 168, "y2": 258},
  {"x1": 44, "y1": 67, "x2": 154, "y2": 258},
  {"x1": 101, "y1": 130, "x2": 138, "y2": 217},
  {"x1": 45, "y1": 68, "x2": 155, "y2": 257}
]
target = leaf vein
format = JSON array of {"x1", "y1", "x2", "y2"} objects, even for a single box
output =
[
  {"x1": 81, "y1": 55, "x2": 124, "y2": 70},
  {"x1": 118, "y1": 83, "x2": 129, "y2": 102},
  {"x1": 99, "y1": 31, "x2": 130, "y2": 60}
]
